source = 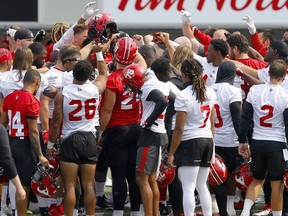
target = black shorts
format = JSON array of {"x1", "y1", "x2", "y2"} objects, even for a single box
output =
[
  {"x1": 10, "y1": 137, "x2": 36, "y2": 186},
  {"x1": 174, "y1": 138, "x2": 213, "y2": 167},
  {"x1": 215, "y1": 146, "x2": 241, "y2": 172},
  {"x1": 136, "y1": 145, "x2": 161, "y2": 175},
  {"x1": 60, "y1": 132, "x2": 98, "y2": 165},
  {"x1": 251, "y1": 150, "x2": 286, "y2": 181},
  {"x1": 103, "y1": 124, "x2": 141, "y2": 167}
]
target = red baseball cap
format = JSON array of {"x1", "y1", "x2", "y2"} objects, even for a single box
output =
[{"x1": 0, "y1": 48, "x2": 13, "y2": 64}]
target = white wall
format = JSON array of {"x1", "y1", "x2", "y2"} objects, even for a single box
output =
[{"x1": 0, "y1": 0, "x2": 287, "y2": 29}]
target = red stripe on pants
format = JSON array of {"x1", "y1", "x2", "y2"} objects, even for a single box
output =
[{"x1": 139, "y1": 146, "x2": 149, "y2": 172}]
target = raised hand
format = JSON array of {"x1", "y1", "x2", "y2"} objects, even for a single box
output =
[
  {"x1": 242, "y1": 15, "x2": 256, "y2": 35},
  {"x1": 81, "y1": 1, "x2": 99, "y2": 20}
]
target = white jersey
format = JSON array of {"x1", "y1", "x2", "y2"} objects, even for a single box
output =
[
  {"x1": 247, "y1": 83, "x2": 288, "y2": 142},
  {"x1": 62, "y1": 82, "x2": 99, "y2": 139},
  {"x1": 193, "y1": 53, "x2": 218, "y2": 87},
  {"x1": 0, "y1": 69, "x2": 49, "y2": 99},
  {"x1": 141, "y1": 78, "x2": 169, "y2": 134},
  {"x1": 257, "y1": 66, "x2": 288, "y2": 90},
  {"x1": 44, "y1": 67, "x2": 67, "y2": 118},
  {"x1": 175, "y1": 85, "x2": 216, "y2": 141},
  {"x1": 212, "y1": 83, "x2": 242, "y2": 147}
]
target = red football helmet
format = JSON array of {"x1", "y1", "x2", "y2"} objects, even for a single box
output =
[
  {"x1": 88, "y1": 13, "x2": 113, "y2": 35},
  {"x1": 48, "y1": 157, "x2": 60, "y2": 178},
  {"x1": 122, "y1": 64, "x2": 144, "y2": 92},
  {"x1": 157, "y1": 162, "x2": 175, "y2": 188},
  {"x1": 234, "y1": 163, "x2": 253, "y2": 191},
  {"x1": 114, "y1": 37, "x2": 138, "y2": 65},
  {"x1": 31, "y1": 163, "x2": 60, "y2": 198},
  {"x1": 208, "y1": 156, "x2": 228, "y2": 185},
  {"x1": 284, "y1": 170, "x2": 288, "y2": 189}
]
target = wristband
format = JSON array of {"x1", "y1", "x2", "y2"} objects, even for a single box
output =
[
  {"x1": 96, "y1": 52, "x2": 104, "y2": 61},
  {"x1": 47, "y1": 141, "x2": 55, "y2": 149}
]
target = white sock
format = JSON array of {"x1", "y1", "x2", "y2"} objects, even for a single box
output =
[
  {"x1": 9, "y1": 181, "x2": 16, "y2": 210},
  {"x1": 240, "y1": 199, "x2": 254, "y2": 216},
  {"x1": 227, "y1": 195, "x2": 236, "y2": 216},
  {"x1": 140, "y1": 204, "x2": 144, "y2": 214},
  {"x1": 95, "y1": 182, "x2": 105, "y2": 197},
  {"x1": 195, "y1": 168, "x2": 212, "y2": 216},
  {"x1": 72, "y1": 208, "x2": 78, "y2": 216},
  {"x1": 130, "y1": 210, "x2": 141, "y2": 216},
  {"x1": 272, "y1": 211, "x2": 282, "y2": 216},
  {"x1": 1, "y1": 185, "x2": 8, "y2": 208},
  {"x1": 113, "y1": 210, "x2": 124, "y2": 216},
  {"x1": 211, "y1": 194, "x2": 219, "y2": 214}
]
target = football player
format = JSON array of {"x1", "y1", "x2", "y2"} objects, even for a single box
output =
[
  {"x1": 48, "y1": 51, "x2": 107, "y2": 216},
  {"x1": 1, "y1": 70, "x2": 49, "y2": 216},
  {"x1": 238, "y1": 59, "x2": 288, "y2": 216}
]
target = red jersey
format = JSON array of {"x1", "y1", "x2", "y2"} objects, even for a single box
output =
[
  {"x1": 106, "y1": 69, "x2": 141, "y2": 128},
  {"x1": 2, "y1": 90, "x2": 40, "y2": 137},
  {"x1": 250, "y1": 32, "x2": 268, "y2": 57},
  {"x1": 236, "y1": 58, "x2": 267, "y2": 104},
  {"x1": 45, "y1": 44, "x2": 54, "y2": 62}
]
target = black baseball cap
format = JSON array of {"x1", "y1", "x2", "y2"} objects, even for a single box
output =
[
  {"x1": 14, "y1": 28, "x2": 34, "y2": 41},
  {"x1": 270, "y1": 40, "x2": 288, "y2": 58}
]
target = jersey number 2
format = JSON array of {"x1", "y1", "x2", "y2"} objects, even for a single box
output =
[
  {"x1": 260, "y1": 105, "x2": 273, "y2": 128},
  {"x1": 69, "y1": 99, "x2": 96, "y2": 121}
]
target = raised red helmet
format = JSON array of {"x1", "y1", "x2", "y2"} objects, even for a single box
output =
[
  {"x1": 114, "y1": 37, "x2": 138, "y2": 65},
  {"x1": 122, "y1": 64, "x2": 144, "y2": 91},
  {"x1": 88, "y1": 13, "x2": 113, "y2": 34},
  {"x1": 31, "y1": 163, "x2": 60, "y2": 198},
  {"x1": 208, "y1": 156, "x2": 228, "y2": 185},
  {"x1": 234, "y1": 163, "x2": 253, "y2": 191},
  {"x1": 157, "y1": 162, "x2": 175, "y2": 188}
]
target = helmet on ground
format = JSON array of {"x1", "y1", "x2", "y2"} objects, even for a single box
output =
[
  {"x1": 208, "y1": 156, "x2": 228, "y2": 185},
  {"x1": 31, "y1": 163, "x2": 60, "y2": 198},
  {"x1": 157, "y1": 162, "x2": 175, "y2": 188},
  {"x1": 234, "y1": 163, "x2": 253, "y2": 191},
  {"x1": 114, "y1": 37, "x2": 138, "y2": 65}
]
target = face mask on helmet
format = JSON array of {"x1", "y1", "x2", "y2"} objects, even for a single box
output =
[
  {"x1": 208, "y1": 155, "x2": 228, "y2": 185},
  {"x1": 88, "y1": 13, "x2": 117, "y2": 44},
  {"x1": 121, "y1": 63, "x2": 144, "y2": 97},
  {"x1": 31, "y1": 163, "x2": 60, "y2": 198},
  {"x1": 234, "y1": 160, "x2": 253, "y2": 191}
]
